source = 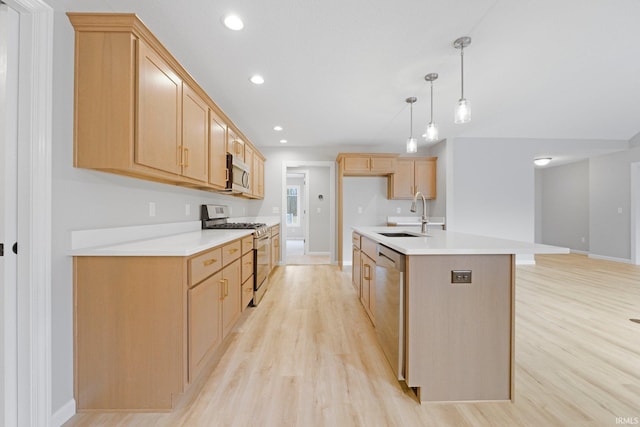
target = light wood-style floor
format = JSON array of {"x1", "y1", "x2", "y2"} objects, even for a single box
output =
[
  {"x1": 65, "y1": 254, "x2": 640, "y2": 427},
  {"x1": 286, "y1": 239, "x2": 331, "y2": 265}
]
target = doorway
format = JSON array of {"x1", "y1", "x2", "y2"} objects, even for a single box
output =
[{"x1": 281, "y1": 161, "x2": 335, "y2": 265}]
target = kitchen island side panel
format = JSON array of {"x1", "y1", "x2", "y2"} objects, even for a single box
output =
[{"x1": 405, "y1": 254, "x2": 514, "y2": 402}]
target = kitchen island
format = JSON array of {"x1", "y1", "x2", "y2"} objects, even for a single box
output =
[{"x1": 352, "y1": 226, "x2": 568, "y2": 403}]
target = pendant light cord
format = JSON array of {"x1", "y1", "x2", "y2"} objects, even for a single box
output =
[
  {"x1": 410, "y1": 101, "x2": 413, "y2": 138},
  {"x1": 460, "y1": 46, "x2": 465, "y2": 100},
  {"x1": 430, "y1": 81, "x2": 434, "y2": 123}
]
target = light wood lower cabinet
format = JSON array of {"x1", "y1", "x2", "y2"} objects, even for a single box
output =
[
  {"x1": 270, "y1": 224, "x2": 281, "y2": 271},
  {"x1": 352, "y1": 232, "x2": 361, "y2": 296},
  {"x1": 188, "y1": 271, "x2": 223, "y2": 383},
  {"x1": 359, "y1": 236, "x2": 377, "y2": 325},
  {"x1": 74, "y1": 237, "x2": 248, "y2": 411}
]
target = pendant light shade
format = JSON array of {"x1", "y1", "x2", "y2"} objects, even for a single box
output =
[
  {"x1": 454, "y1": 36, "x2": 471, "y2": 124},
  {"x1": 405, "y1": 97, "x2": 418, "y2": 153},
  {"x1": 423, "y1": 73, "x2": 439, "y2": 142}
]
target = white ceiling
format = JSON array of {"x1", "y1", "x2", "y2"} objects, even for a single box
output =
[{"x1": 78, "y1": 0, "x2": 640, "y2": 154}]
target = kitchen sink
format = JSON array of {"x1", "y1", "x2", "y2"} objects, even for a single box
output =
[{"x1": 378, "y1": 232, "x2": 427, "y2": 238}]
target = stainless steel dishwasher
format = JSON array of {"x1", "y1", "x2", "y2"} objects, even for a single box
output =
[{"x1": 375, "y1": 244, "x2": 406, "y2": 380}]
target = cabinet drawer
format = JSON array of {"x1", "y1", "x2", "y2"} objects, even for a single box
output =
[
  {"x1": 270, "y1": 224, "x2": 280, "y2": 237},
  {"x1": 352, "y1": 232, "x2": 361, "y2": 249},
  {"x1": 242, "y1": 252, "x2": 253, "y2": 283},
  {"x1": 222, "y1": 240, "x2": 242, "y2": 265},
  {"x1": 361, "y1": 236, "x2": 377, "y2": 260},
  {"x1": 242, "y1": 235, "x2": 254, "y2": 254},
  {"x1": 189, "y1": 247, "x2": 222, "y2": 287},
  {"x1": 241, "y1": 278, "x2": 253, "y2": 310}
]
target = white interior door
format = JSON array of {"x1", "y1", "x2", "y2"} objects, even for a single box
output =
[{"x1": 0, "y1": 4, "x2": 20, "y2": 425}]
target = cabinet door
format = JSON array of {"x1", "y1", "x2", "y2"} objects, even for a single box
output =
[
  {"x1": 227, "y1": 128, "x2": 245, "y2": 161},
  {"x1": 209, "y1": 110, "x2": 228, "y2": 189},
  {"x1": 244, "y1": 144, "x2": 254, "y2": 195},
  {"x1": 222, "y1": 258, "x2": 241, "y2": 338},
  {"x1": 361, "y1": 253, "x2": 375, "y2": 325},
  {"x1": 137, "y1": 41, "x2": 182, "y2": 175},
  {"x1": 253, "y1": 156, "x2": 264, "y2": 198},
  {"x1": 271, "y1": 234, "x2": 280, "y2": 267},
  {"x1": 181, "y1": 84, "x2": 209, "y2": 182},
  {"x1": 343, "y1": 156, "x2": 371, "y2": 173},
  {"x1": 390, "y1": 158, "x2": 415, "y2": 199},
  {"x1": 352, "y1": 246, "x2": 361, "y2": 296},
  {"x1": 370, "y1": 157, "x2": 396, "y2": 173},
  {"x1": 188, "y1": 271, "x2": 223, "y2": 383},
  {"x1": 415, "y1": 158, "x2": 437, "y2": 199}
]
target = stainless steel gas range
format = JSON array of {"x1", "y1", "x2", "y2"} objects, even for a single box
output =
[{"x1": 201, "y1": 205, "x2": 270, "y2": 305}]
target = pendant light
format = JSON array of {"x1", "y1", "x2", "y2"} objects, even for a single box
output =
[
  {"x1": 453, "y1": 36, "x2": 471, "y2": 124},
  {"x1": 405, "y1": 97, "x2": 417, "y2": 153},
  {"x1": 423, "y1": 73, "x2": 439, "y2": 142}
]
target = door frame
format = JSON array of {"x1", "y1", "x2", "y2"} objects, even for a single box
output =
[
  {"x1": 281, "y1": 161, "x2": 336, "y2": 264},
  {"x1": 631, "y1": 162, "x2": 640, "y2": 265},
  {"x1": 3, "y1": 0, "x2": 53, "y2": 425}
]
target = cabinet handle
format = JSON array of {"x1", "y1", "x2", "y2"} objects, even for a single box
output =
[
  {"x1": 228, "y1": 248, "x2": 239, "y2": 254},
  {"x1": 363, "y1": 264, "x2": 371, "y2": 280},
  {"x1": 367, "y1": 158, "x2": 371, "y2": 170},
  {"x1": 220, "y1": 279, "x2": 225, "y2": 300},
  {"x1": 224, "y1": 279, "x2": 229, "y2": 297},
  {"x1": 203, "y1": 258, "x2": 217, "y2": 266},
  {"x1": 184, "y1": 147, "x2": 189, "y2": 167},
  {"x1": 177, "y1": 145, "x2": 183, "y2": 166}
]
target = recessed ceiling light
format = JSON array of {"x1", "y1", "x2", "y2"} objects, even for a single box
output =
[
  {"x1": 280, "y1": 139, "x2": 288, "y2": 144},
  {"x1": 534, "y1": 157, "x2": 552, "y2": 166},
  {"x1": 273, "y1": 126, "x2": 283, "y2": 131},
  {"x1": 250, "y1": 75, "x2": 264, "y2": 85},
  {"x1": 223, "y1": 14, "x2": 244, "y2": 31}
]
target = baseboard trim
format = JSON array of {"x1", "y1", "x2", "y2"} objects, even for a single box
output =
[
  {"x1": 51, "y1": 398, "x2": 76, "y2": 427},
  {"x1": 588, "y1": 253, "x2": 634, "y2": 264}
]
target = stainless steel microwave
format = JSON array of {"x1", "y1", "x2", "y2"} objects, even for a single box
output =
[{"x1": 226, "y1": 153, "x2": 250, "y2": 193}]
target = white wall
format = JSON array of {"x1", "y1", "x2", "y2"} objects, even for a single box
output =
[
  {"x1": 448, "y1": 138, "x2": 539, "y2": 263},
  {"x1": 538, "y1": 160, "x2": 589, "y2": 252},
  {"x1": 589, "y1": 145, "x2": 640, "y2": 261}
]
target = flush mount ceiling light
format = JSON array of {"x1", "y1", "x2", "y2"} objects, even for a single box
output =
[
  {"x1": 279, "y1": 139, "x2": 288, "y2": 144},
  {"x1": 223, "y1": 14, "x2": 244, "y2": 31},
  {"x1": 405, "y1": 97, "x2": 418, "y2": 153},
  {"x1": 273, "y1": 125, "x2": 283, "y2": 131},
  {"x1": 534, "y1": 157, "x2": 552, "y2": 166},
  {"x1": 453, "y1": 36, "x2": 472, "y2": 124},
  {"x1": 250, "y1": 74, "x2": 264, "y2": 85},
  {"x1": 423, "y1": 73, "x2": 439, "y2": 142}
]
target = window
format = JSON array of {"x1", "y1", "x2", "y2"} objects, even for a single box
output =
[{"x1": 287, "y1": 185, "x2": 300, "y2": 226}]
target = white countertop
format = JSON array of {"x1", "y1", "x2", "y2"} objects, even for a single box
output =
[
  {"x1": 353, "y1": 226, "x2": 569, "y2": 256},
  {"x1": 70, "y1": 217, "x2": 281, "y2": 257},
  {"x1": 70, "y1": 229, "x2": 255, "y2": 257}
]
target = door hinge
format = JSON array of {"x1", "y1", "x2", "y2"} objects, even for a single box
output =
[{"x1": 0, "y1": 243, "x2": 3, "y2": 256}]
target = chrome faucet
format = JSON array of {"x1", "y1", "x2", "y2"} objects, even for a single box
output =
[{"x1": 410, "y1": 191, "x2": 429, "y2": 234}]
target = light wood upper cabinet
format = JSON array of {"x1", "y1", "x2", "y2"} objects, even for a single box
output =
[
  {"x1": 337, "y1": 153, "x2": 398, "y2": 176},
  {"x1": 181, "y1": 83, "x2": 209, "y2": 182},
  {"x1": 388, "y1": 157, "x2": 437, "y2": 199},
  {"x1": 209, "y1": 110, "x2": 228, "y2": 189},
  {"x1": 253, "y1": 155, "x2": 265, "y2": 199},
  {"x1": 137, "y1": 41, "x2": 183, "y2": 175},
  {"x1": 68, "y1": 13, "x2": 265, "y2": 194},
  {"x1": 227, "y1": 128, "x2": 245, "y2": 161}
]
